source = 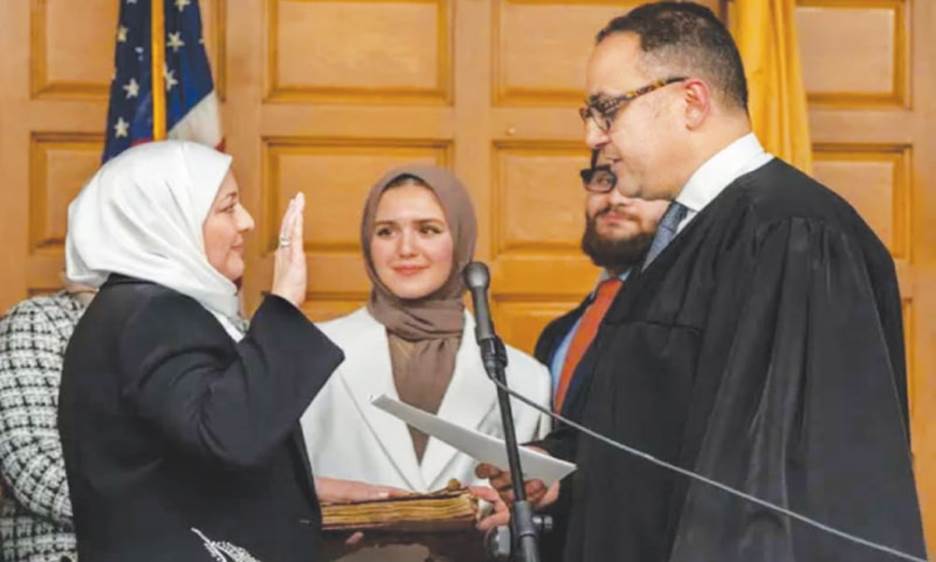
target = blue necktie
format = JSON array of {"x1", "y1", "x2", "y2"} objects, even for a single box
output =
[{"x1": 642, "y1": 201, "x2": 689, "y2": 270}]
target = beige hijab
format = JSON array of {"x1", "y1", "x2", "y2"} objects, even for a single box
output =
[{"x1": 361, "y1": 165, "x2": 477, "y2": 461}]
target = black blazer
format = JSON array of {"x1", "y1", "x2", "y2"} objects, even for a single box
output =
[
  {"x1": 535, "y1": 288, "x2": 633, "y2": 562},
  {"x1": 58, "y1": 275, "x2": 344, "y2": 562},
  {"x1": 532, "y1": 296, "x2": 595, "y2": 562},
  {"x1": 533, "y1": 296, "x2": 595, "y2": 425}
]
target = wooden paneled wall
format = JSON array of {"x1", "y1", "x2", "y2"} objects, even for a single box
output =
[{"x1": 0, "y1": 0, "x2": 933, "y2": 553}]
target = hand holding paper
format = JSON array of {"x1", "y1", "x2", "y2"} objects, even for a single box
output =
[{"x1": 370, "y1": 394, "x2": 575, "y2": 486}]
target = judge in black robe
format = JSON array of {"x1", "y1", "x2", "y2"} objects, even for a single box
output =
[
  {"x1": 520, "y1": 4, "x2": 928, "y2": 561},
  {"x1": 539, "y1": 156, "x2": 926, "y2": 561}
]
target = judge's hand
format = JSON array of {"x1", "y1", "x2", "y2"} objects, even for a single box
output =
[
  {"x1": 471, "y1": 485, "x2": 510, "y2": 532},
  {"x1": 475, "y1": 446, "x2": 560, "y2": 508},
  {"x1": 314, "y1": 476, "x2": 409, "y2": 504},
  {"x1": 271, "y1": 193, "x2": 307, "y2": 308}
]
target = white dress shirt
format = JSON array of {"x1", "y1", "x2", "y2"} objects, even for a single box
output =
[{"x1": 675, "y1": 133, "x2": 774, "y2": 232}]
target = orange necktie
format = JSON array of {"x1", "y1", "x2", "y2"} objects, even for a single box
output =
[{"x1": 553, "y1": 277, "x2": 623, "y2": 413}]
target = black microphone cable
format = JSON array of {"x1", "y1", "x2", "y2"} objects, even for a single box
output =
[{"x1": 484, "y1": 373, "x2": 928, "y2": 562}]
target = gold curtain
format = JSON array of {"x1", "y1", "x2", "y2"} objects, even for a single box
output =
[{"x1": 732, "y1": 0, "x2": 813, "y2": 174}]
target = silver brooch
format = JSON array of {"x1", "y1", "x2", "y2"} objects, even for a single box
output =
[{"x1": 191, "y1": 528, "x2": 262, "y2": 562}]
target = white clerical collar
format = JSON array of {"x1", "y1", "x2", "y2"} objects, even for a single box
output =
[{"x1": 675, "y1": 133, "x2": 773, "y2": 217}]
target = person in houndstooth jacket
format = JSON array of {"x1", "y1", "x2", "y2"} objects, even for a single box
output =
[{"x1": 0, "y1": 287, "x2": 93, "y2": 562}]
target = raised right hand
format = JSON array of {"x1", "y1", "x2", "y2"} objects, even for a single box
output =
[{"x1": 271, "y1": 193, "x2": 307, "y2": 307}]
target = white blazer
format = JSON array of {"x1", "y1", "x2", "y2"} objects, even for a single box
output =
[{"x1": 301, "y1": 307, "x2": 552, "y2": 493}]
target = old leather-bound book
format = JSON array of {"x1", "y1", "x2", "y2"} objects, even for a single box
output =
[{"x1": 321, "y1": 481, "x2": 479, "y2": 533}]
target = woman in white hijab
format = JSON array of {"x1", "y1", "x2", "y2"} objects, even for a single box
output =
[{"x1": 58, "y1": 140, "x2": 345, "y2": 562}]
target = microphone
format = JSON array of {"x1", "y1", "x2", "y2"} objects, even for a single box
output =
[
  {"x1": 463, "y1": 261, "x2": 544, "y2": 562},
  {"x1": 463, "y1": 261, "x2": 495, "y2": 344}
]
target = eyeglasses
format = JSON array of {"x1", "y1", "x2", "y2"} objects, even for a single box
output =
[
  {"x1": 579, "y1": 164, "x2": 617, "y2": 193},
  {"x1": 579, "y1": 77, "x2": 688, "y2": 132}
]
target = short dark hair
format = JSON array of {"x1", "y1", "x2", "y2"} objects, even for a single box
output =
[{"x1": 596, "y1": 2, "x2": 748, "y2": 111}]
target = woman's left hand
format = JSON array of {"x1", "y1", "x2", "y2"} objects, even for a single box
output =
[
  {"x1": 314, "y1": 476, "x2": 410, "y2": 504},
  {"x1": 316, "y1": 478, "x2": 409, "y2": 550}
]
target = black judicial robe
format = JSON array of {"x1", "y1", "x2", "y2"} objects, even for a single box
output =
[
  {"x1": 539, "y1": 159, "x2": 926, "y2": 562},
  {"x1": 533, "y1": 299, "x2": 591, "y2": 562},
  {"x1": 59, "y1": 275, "x2": 344, "y2": 562}
]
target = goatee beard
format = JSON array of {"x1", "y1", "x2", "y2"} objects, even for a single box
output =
[{"x1": 580, "y1": 211, "x2": 654, "y2": 271}]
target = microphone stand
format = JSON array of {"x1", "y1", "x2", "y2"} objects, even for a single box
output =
[
  {"x1": 464, "y1": 262, "x2": 541, "y2": 562},
  {"x1": 481, "y1": 337, "x2": 542, "y2": 562}
]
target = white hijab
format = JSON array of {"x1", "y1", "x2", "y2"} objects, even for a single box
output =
[{"x1": 66, "y1": 140, "x2": 246, "y2": 340}]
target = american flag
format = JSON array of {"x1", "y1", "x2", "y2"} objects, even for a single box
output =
[{"x1": 102, "y1": 0, "x2": 222, "y2": 162}]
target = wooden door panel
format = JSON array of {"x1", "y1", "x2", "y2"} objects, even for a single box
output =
[
  {"x1": 796, "y1": 0, "x2": 907, "y2": 106},
  {"x1": 266, "y1": 0, "x2": 452, "y2": 104},
  {"x1": 261, "y1": 139, "x2": 450, "y2": 254},
  {"x1": 30, "y1": 0, "x2": 225, "y2": 101},
  {"x1": 812, "y1": 144, "x2": 911, "y2": 257},
  {"x1": 493, "y1": 0, "x2": 641, "y2": 106},
  {"x1": 495, "y1": 299, "x2": 581, "y2": 354},
  {"x1": 27, "y1": 134, "x2": 104, "y2": 292},
  {"x1": 489, "y1": 142, "x2": 599, "y2": 297},
  {"x1": 493, "y1": 143, "x2": 588, "y2": 256},
  {"x1": 492, "y1": 0, "x2": 720, "y2": 106},
  {"x1": 30, "y1": 0, "x2": 117, "y2": 100}
]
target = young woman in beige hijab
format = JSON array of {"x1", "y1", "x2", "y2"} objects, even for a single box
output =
[{"x1": 300, "y1": 164, "x2": 551, "y2": 510}]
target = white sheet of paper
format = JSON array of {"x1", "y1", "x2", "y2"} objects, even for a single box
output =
[{"x1": 371, "y1": 394, "x2": 576, "y2": 485}]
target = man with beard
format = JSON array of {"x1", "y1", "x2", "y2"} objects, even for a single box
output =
[
  {"x1": 479, "y1": 3, "x2": 925, "y2": 561},
  {"x1": 536, "y1": 149, "x2": 665, "y2": 423},
  {"x1": 531, "y1": 150, "x2": 665, "y2": 562}
]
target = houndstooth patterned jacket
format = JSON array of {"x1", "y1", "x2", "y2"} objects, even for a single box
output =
[{"x1": 0, "y1": 292, "x2": 87, "y2": 562}]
